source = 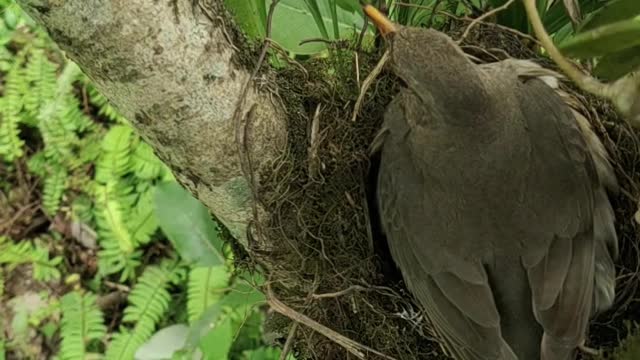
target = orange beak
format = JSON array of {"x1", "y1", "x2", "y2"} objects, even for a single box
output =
[{"x1": 362, "y1": 3, "x2": 397, "y2": 37}]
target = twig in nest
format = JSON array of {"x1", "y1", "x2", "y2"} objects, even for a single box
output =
[
  {"x1": 351, "y1": 49, "x2": 390, "y2": 122},
  {"x1": 299, "y1": 37, "x2": 340, "y2": 46},
  {"x1": 357, "y1": 16, "x2": 370, "y2": 51},
  {"x1": 457, "y1": 0, "x2": 515, "y2": 44},
  {"x1": 266, "y1": 285, "x2": 398, "y2": 360},
  {"x1": 311, "y1": 285, "x2": 368, "y2": 299},
  {"x1": 280, "y1": 322, "x2": 298, "y2": 360},
  {"x1": 355, "y1": 52, "x2": 361, "y2": 89},
  {"x1": 308, "y1": 104, "x2": 324, "y2": 178}
]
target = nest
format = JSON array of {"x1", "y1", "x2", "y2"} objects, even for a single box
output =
[{"x1": 245, "y1": 20, "x2": 640, "y2": 360}]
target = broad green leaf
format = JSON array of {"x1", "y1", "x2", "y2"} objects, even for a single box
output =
[
  {"x1": 544, "y1": 0, "x2": 603, "y2": 34},
  {"x1": 329, "y1": 0, "x2": 340, "y2": 39},
  {"x1": 487, "y1": 0, "x2": 529, "y2": 33},
  {"x1": 224, "y1": 0, "x2": 267, "y2": 39},
  {"x1": 268, "y1": 0, "x2": 366, "y2": 54},
  {"x1": 154, "y1": 182, "x2": 225, "y2": 266},
  {"x1": 304, "y1": 0, "x2": 330, "y2": 39},
  {"x1": 594, "y1": 45, "x2": 640, "y2": 81},
  {"x1": 336, "y1": 0, "x2": 360, "y2": 12},
  {"x1": 560, "y1": 16, "x2": 640, "y2": 58},
  {"x1": 199, "y1": 317, "x2": 234, "y2": 360},
  {"x1": 135, "y1": 324, "x2": 203, "y2": 360},
  {"x1": 579, "y1": 0, "x2": 640, "y2": 32}
]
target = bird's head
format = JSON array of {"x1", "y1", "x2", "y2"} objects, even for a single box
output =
[{"x1": 362, "y1": 4, "x2": 493, "y2": 123}]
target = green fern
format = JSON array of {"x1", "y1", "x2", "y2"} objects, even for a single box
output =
[
  {"x1": 87, "y1": 85, "x2": 128, "y2": 124},
  {"x1": 187, "y1": 266, "x2": 230, "y2": 323},
  {"x1": 127, "y1": 187, "x2": 159, "y2": 246},
  {"x1": 42, "y1": 165, "x2": 68, "y2": 215},
  {"x1": 93, "y1": 179, "x2": 142, "y2": 279},
  {"x1": 30, "y1": 239, "x2": 62, "y2": 282},
  {"x1": 23, "y1": 47, "x2": 57, "y2": 124},
  {"x1": 26, "y1": 150, "x2": 47, "y2": 177},
  {"x1": 0, "y1": 58, "x2": 27, "y2": 161},
  {"x1": 105, "y1": 266, "x2": 173, "y2": 360},
  {"x1": 58, "y1": 291, "x2": 107, "y2": 360},
  {"x1": 0, "y1": 236, "x2": 61, "y2": 282},
  {"x1": 95, "y1": 125, "x2": 133, "y2": 183},
  {"x1": 131, "y1": 140, "x2": 165, "y2": 180}
]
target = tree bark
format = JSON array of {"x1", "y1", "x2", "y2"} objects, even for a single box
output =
[{"x1": 16, "y1": 0, "x2": 286, "y2": 245}]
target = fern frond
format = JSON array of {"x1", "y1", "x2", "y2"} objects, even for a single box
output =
[
  {"x1": 94, "y1": 181, "x2": 135, "y2": 254},
  {"x1": 23, "y1": 47, "x2": 57, "y2": 121},
  {"x1": 127, "y1": 187, "x2": 158, "y2": 246},
  {"x1": 0, "y1": 237, "x2": 31, "y2": 268},
  {"x1": 59, "y1": 291, "x2": 107, "y2": 360},
  {"x1": 93, "y1": 179, "x2": 149, "y2": 280},
  {"x1": 26, "y1": 150, "x2": 47, "y2": 177},
  {"x1": 42, "y1": 165, "x2": 68, "y2": 215},
  {"x1": 38, "y1": 63, "x2": 84, "y2": 163},
  {"x1": 87, "y1": 85, "x2": 128, "y2": 123},
  {"x1": 131, "y1": 141, "x2": 164, "y2": 180},
  {"x1": 95, "y1": 125, "x2": 133, "y2": 183},
  {"x1": 31, "y1": 239, "x2": 62, "y2": 282},
  {"x1": 62, "y1": 96, "x2": 94, "y2": 134},
  {"x1": 0, "y1": 237, "x2": 61, "y2": 282},
  {"x1": 97, "y1": 241, "x2": 141, "y2": 281},
  {"x1": 77, "y1": 131, "x2": 106, "y2": 165},
  {"x1": 187, "y1": 266, "x2": 230, "y2": 323},
  {"x1": 0, "y1": 60, "x2": 26, "y2": 161},
  {"x1": 104, "y1": 266, "x2": 172, "y2": 360},
  {"x1": 39, "y1": 95, "x2": 80, "y2": 162}
]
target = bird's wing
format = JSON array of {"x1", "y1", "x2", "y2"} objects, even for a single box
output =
[
  {"x1": 379, "y1": 70, "x2": 617, "y2": 360},
  {"x1": 516, "y1": 78, "x2": 617, "y2": 359},
  {"x1": 378, "y1": 97, "x2": 517, "y2": 360}
]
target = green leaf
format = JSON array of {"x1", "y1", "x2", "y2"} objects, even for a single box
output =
[
  {"x1": 594, "y1": 45, "x2": 640, "y2": 81},
  {"x1": 224, "y1": 0, "x2": 267, "y2": 39},
  {"x1": 543, "y1": 0, "x2": 603, "y2": 34},
  {"x1": 329, "y1": 0, "x2": 340, "y2": 39},
  {"x1": 559, "y1": 16, "x2": 640, "y2": 58},
  {"x1": 268, "y1": 0, "x2": 366, "y2": 55},
  {"x1": 135, "y1": 324, "x2": 202, "y2": 360},
  {"x1": 303, "y1": 0, "x2": 330, "y2": 39},
  {"x1": 154, "y1": 182, "x2": 225, "y2": 266},
  {"x1": 579, "y1": 0, "x2": 640, "y2": 32},
  {"x1": 336, "y1": 0, "x2": 360, "y2": 12},
  {"x1": 199, "y1": 316, "x2": 234, "y2": 360},
  {"x1": 487, "y1": 0, "x2": 529, "y2": 33}
]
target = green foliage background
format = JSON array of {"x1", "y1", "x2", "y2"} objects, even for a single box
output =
[{"x1": 0, "y1": 1, "x2": 284, "y2": 359}]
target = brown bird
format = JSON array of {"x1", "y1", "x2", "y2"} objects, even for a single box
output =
[{"x1": 365, "y1": 5, "x2": 618, "y2": 360}]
